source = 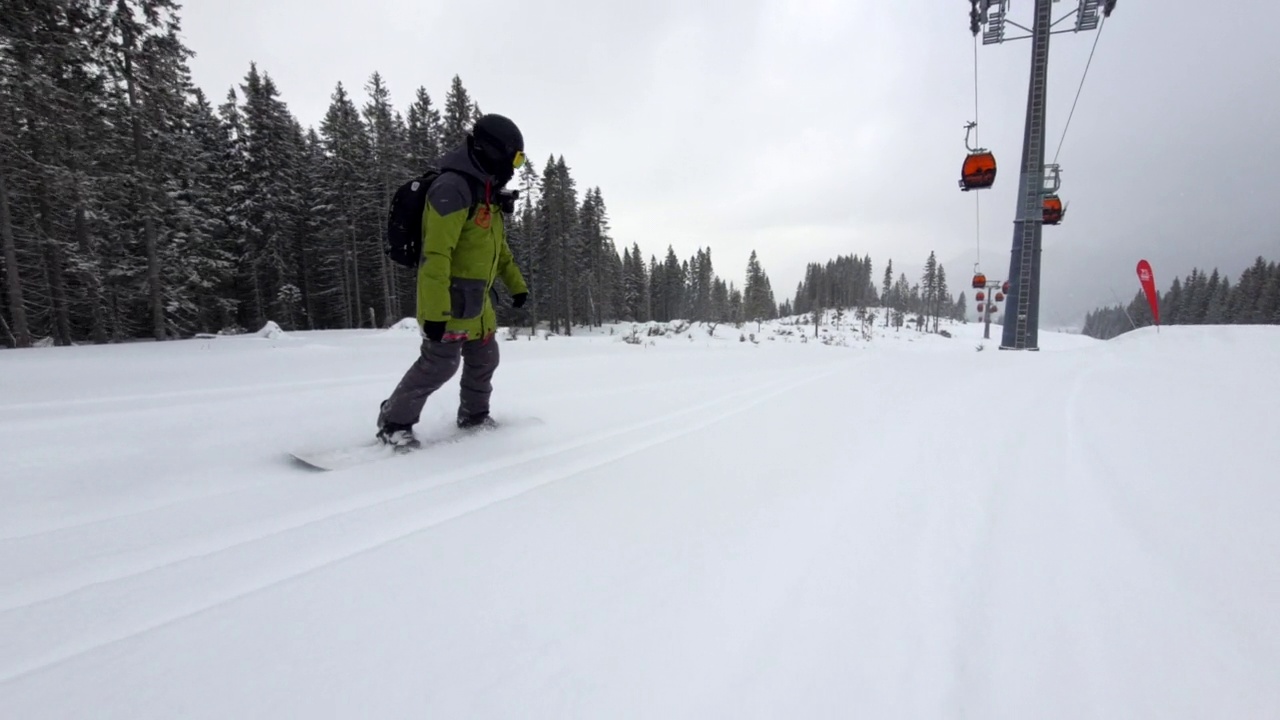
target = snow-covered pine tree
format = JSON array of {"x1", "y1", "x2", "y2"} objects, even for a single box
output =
[
  {"x1": 159, "y1": 87, "x2": 238, "y2": 336},
  {"x1": 316, "y1": 81, "x2": 377, "y2": 328},
  {"x1": 101, "y1": 0, "x2": 199, "y2": 340},
  {"x1": 708, "y1": 277, "x2": 725, "y2": 323},
  {"x1": 1257, "y1": 262, "x2": 1280, "y2": 324},
  {"x1": 1228, "y1": 261, "x2": 1263, "y2": 323},
  {"x1": 533, "y1": 155, "x2": 581, "y2": 334},
  {"x1": 363, "y1": 72, "x2": 409, "y2": 325},
  {"x1": 882, "y1": 259, "x2": 893, "y2": 327},
  {"x1": 506, "y1": 157, "x2": 540, "y2": 330},
  {"x1": 662, "y1": 247, "x2": 684, "y2": 321},
  {"x1": 555, "y1": 157, "x2": 581, "y2": 334},
  {"x1": 743, "y1": 250, "x2": 776, "y2": 323},
  {"x1": 646, "y1": 254, "x2": 657, "y2": 322},
  {"x1": 598, "y1": 193, "x2": 624, "y2": 324},
  {"x1": 291, "y1": 128, "x2": 327, "y2": 328},
  {"x1": 620, "y1": 247, "x2": 635, "y2": 321},
  {"x1": 233, "y1": 65, "x2": 308, "y2": 331},
  {"x1": 1204, "y1": 276, "x2": 1231, "y2": 324},
  {"x1": 1239, "y1": 258, "x2": 1270, "y2": 323},
  {"x1": 627, "y1": 242, "x2": 649, "y2": 322},
  {"x1": 0, "y1": 0, "x2": 84, "y2": 347},
  {"x1": 934, "y1": 264, "x2": 948, "y2": 333},
  {"x1": 728, "y1": 282, "x2": 743, "y2": 324},
  {"x1": 687, "y1": 248, "x2": 716, "y2": 322},
  {"x1": 920, "y1": 251, "x2": 938, "y2": 333},
  {"x1": 405, "y1": 87, "x2": 443, "y2": 172},
  {"x1": 575, "y1": 188, "x2": 604, "y2": 326},
  {"x1": 441, "y1": 75, "x2": 473, "y2": 152},
  {"x1": 1163, "y1": 276, "x2": 1184, "y2": 325}
]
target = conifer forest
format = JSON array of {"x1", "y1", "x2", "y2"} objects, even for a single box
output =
[
  {"x1": 1082, "y1": 258, "x2": 1280, "y2": 339},
  {"x1": 4, "y1": 0, "x2": 980, "y2": 348}
]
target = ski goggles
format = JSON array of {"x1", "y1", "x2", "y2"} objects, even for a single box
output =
[{"x1": 513, "y1": 150, "x2": 525, "y2": 168}]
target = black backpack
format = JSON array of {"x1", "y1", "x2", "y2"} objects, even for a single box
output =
[{"x1": 384, "y1": 169, "x2": 479, "y2": 268}]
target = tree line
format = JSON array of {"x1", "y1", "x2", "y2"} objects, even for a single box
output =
[
  {"x1": 0, "y1": 0, "x2": 791, "y2": 348},
  {"x1": 786, "y1": 251, "x2": 968, "y2": 332},
  {"x1": 1, "y1": 1, "x2": 982, "y2": 349},
  {"x1": 1082, "y1": 257, "x2": 1280, "y2": 339}
]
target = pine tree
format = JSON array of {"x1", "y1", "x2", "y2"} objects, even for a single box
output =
[
  {"x1": 623, "y1": 241, "x2": 648, "y2": 321},
  {"x1": 233, "y1": 65, "x2": 308, "y2": 330},
  {"x1": 744, "y1": 250, "x2": 778, "y2": 321},
  {"x1": 101, "y1": 0, "x2": 198, "y2": 340},
  {"x1": 921, "y1": 252, "x2": 938, "y2": 333},
  {"x1": 1258, "y1": 262, "x2": 1280, "y2": 323},
  {"x1": 1163, "y1": 276, "x2": 1184, "y2": 325},
  {"x1": 1204, "y1": 277, "x2": 1231, "y2": 324},
  {"x1": 0, "y1": 162, "x2": 28, "y2": 347},
  {"x1": 160, "y1": 87, "x2": 238, "y2": 335},
  {"x1": 363, "y1": 72, "x2": 408, "y2": 324},
  {"x1": 441, "y1": 75, "x2": 473, "y2": 151},
  {"x1": 317, "y1": 81, "x2": 376, "y2": 328},
  {"x1": 882, "y1": 260, "x2": 893, "y2": 327},
  {"x1": 533, "y1": 155, "x2": 582, "y2": 334},
  {"x1": 646, "y1": 255, "x2": 657, "y2": 322},
  {"x1": 660, "y1": 246, "x2": 683, "y2": 321},
  {"x1": 934, "y1": 264, "x2": 949, "y2": 333},
  {"x1": 405, "y1": 87, "x2": 443, "y2": 171}
]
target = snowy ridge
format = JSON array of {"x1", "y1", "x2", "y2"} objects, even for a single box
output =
[{"x1": 1, "y1": 321, "x2": 1277, "y2": 718}]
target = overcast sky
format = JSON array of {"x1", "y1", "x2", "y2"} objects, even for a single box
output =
[{"x1": 181, "y1": 0, "x2": 1280, "y2": 327}]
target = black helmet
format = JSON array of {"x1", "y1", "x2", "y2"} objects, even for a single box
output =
[{"x1": 470, "y1": 114, "x2": 524, "y2": 178}]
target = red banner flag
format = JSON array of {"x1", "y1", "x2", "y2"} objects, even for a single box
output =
[{"x1": 1136, "y1": 259, "x2": 1160, "y2": 326}]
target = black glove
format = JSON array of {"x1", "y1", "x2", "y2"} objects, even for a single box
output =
[
  {"x1": 422, "y1": 320, "x2": 446, "y2": 342},
  {"x1": 512, "y1": 292, "x2": 528, "y2": 309}
]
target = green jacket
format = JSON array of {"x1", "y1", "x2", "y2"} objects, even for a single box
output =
[{"x1": 417, "y1": 148, "x2": 527, "y2": 341}]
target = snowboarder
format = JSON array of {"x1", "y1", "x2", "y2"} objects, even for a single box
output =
[{"x1": 377, "y1": 114, "x2": 529, "y2": 449}]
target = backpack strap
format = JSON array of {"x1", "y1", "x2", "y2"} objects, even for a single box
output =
[{"x1": 428, "y1": 168, "x2": 484, "y2": 221}]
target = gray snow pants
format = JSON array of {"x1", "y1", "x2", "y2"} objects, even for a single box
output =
[{"x1": 378, "y1": 335, "x2": 500, "y2": 429}]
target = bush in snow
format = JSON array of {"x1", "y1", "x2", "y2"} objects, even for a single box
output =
[
  {"x1": 254, "y1": 321, "x2": 287, "y2": 340},
  {"x1": 388, "y1": 318, "x2": 420, "y2": 332}
]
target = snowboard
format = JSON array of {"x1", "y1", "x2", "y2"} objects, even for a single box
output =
[{"x1": 288, "y1": 416, "x2": 543, "y2": 472}]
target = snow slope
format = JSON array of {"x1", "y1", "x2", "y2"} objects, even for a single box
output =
[{"x1": 1, "y1": 320, "x2": 1277, "y2": 718}]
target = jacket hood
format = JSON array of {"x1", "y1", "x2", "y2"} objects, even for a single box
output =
[{"x1": 438, "y1": 146, "x2": 492, "y2": 185}]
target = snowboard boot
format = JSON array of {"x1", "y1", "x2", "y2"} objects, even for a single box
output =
[
  {"x1": 456, "y1": 413, "x2": 498, "y2": 432},
  {"x1": 377, "y1": 423, "x2": 421, "y2": 452}
]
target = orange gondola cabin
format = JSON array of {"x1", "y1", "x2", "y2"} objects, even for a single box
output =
[
  {"x1": 959, "y1": 122, "x2": 996, "y2": 191},
  {"x1": 959, "y1": 151, "x2": 997, "y2": 191},
  {"x1": 972, "y1": 272, "x2": 987, "y2": 289},
  {"x1": 1042, "y1": 194, "x2": 1064, "y2": 225}
]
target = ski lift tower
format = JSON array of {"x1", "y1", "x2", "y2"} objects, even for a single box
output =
[{"x1": 971, "y1": 0, "x2": 1116, "y2": 350}]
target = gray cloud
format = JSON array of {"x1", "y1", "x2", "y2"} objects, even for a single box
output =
[{"x1": 182, "y1": 0, "x2": 1280, "y2": 326}]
